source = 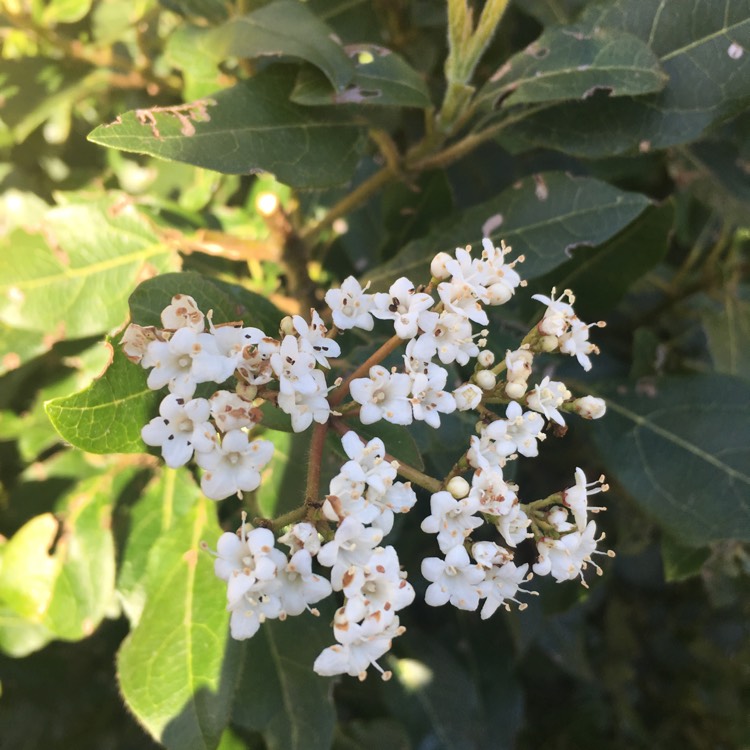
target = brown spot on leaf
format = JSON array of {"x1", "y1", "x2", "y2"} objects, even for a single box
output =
[
  {"x1": 183, "y1": 548, "x2": 199, "y2": 567},
  {"x1": 2, "y1": 352, "x2": 21, "y2": 371}
]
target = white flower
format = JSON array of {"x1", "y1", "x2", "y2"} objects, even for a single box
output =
[
  {"x1": 161, "y1": 294, "x2": 205, "y2": 332},
  {"x1": 214, "y1": 524, "x2": 283, "y2": 582},
  {"x1": 277, "y1": 549, "x2": 332, "y2": 617},
  {"x1": 277, "y1": 369, "x2": 331, "y2": 432},
  {"x1": 367, "y1": 481, "x2": 417, "y2": 534},
  {"x1": 546, "y1": 506, "x2": 574, "y2": 533},
  {"x1": 278, "y1": 522, "x2": 321, "y2": 556},
  {"x1": 322, "y1": 473, "x2": 380, "y2": 526},
  {"x1": 471, "y1": 541, "x2": 512, "y2": 568},
  {"x1": 236, "y1": 336, "x2": 278, "y2": 386},
  {"x1": 342, "y1": 545, "x2": 415, "y2": 623},
  {"x1": 195, "y1": 430, "x2": 274, "y2": 500},
  {"x1": 228, "y1": 588, "x2": 283, "y2": 640},
  {"x1": 325, "y1": 277, "x2": 375, "y2": 331},
  {"x1": 409, "y1": 367, "x2": 456, "y2": 429},
  {"x1": 468, "y1": 466, "x2": 517, "y2": 517},
  {"x1": 467, "y1": 433, "x2": 504, "y2": 470},
  {"x1": 420, "y1": 490, "x2": 482, "y2": 553},
  {"x1": 349, "y1": 365, "x2": 412, "y2": 425},
  {"x1": 146, "y1": 327, "x2": 237, "y2": 396},
  {"x1": 422, "y1": 545, "x2": 484, "y2": 610},
  {"x1": 453, "y1": 383, "x2": 482, "y2": 411},
  {"x1": 271, "y1": 335, "x2": 318, "y2": 396},
  {"x1": 339, "y1": 432, "x2": 397, "y2": 496},
  {"x1": 478, "y1": 561, "x2": 530, "y2": 618},
  {"x1": 294, "y1": 309, "x2": 341, "y2": 368},
  {"x1": 562, "y1": 467, "x2": 608, "y2": 531},
  {"x1": 484, "y1": 401, "x2": 545, "y2": 458},
  {"x1": 141, "y1": 394, "x2": 215, "y2": 467},
  {"x1": 526, "y1": 376, "x2": 571, "y2": 426},
  {"x1": 209, "y1": 390, "x2": 258, "y2": 432},
  {"x1": 559, "y1": 319, "x2": 599, "y2": 371},
  {"x1": 211, "y1": 325, "x2": 265, "y2": 365},
  {"x1": 496, "y1": 505, "x2": 532, "y2": 547},
  {"x1": 121, "y1": 323, "x2": 161, "y2": 365},
  {"x1": 317, "y1": 517, "x2": 384, "y2": 590},
  {"x1": 371, "y1": 277, "x2": 434, "y2": 339},
  {"x1": 505, "y1": 348, "x2": 533, "y2": 384},
  {"x1": 477, "y1": 238, "x2": 523, "y2": 306},
  {"x1": 314, "y1": 610, "x2": 403, "y2": 680},
  {"x1": 412, "y1": 311, "x2": 478, "y2": 365},
  {"x1": 437, "y1": 249, "x2": 489, "y2": 325},
  {"x1": 532, "y1": 288, "x2": 576, "y2": 337},
  {"x1": 532, "y1": 524, "x2": 608, "y2": 584}
]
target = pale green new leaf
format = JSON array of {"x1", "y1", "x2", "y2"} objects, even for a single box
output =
[
  {"x1": 0, "y1": 199, "x2": 179, "y2": 339},
  {"x1": 118, "y1": 498, "x2": 239, "y2": 750},
  {"x1": 232, "y1": 616, "x2": 335, "y2": 750},
  {"x1": 365, "y1": 172, "x2": 651, "y2": 289},
  {"x1": 477, "y1": 25, "x2": 666, "y2": 109},
  {"x1": 0, "y1": 468, "x2": 133, "y2": 641},
  {"x1": 202, "y1": 0, "x2": 354, "y2": 89},
  {"x1": 88, "y1": 68, "x2": 365, "y2": 189},
  {"x1": 45, "y1": 344, "x2": 160, "y2": 454},
  {"x1": 291, "y1": 45, "x2": 431, "y2": 108},
  {"x1": 591, "y1": 375, "x2": 750, "y2": 544}
]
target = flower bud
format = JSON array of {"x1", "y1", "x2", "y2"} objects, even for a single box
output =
[
  {"x1": 475, "y1": 370, "x2": 496, "y2": 391},
  {"x1": 430, "y1": 252, "x2": 453, "y2": 280},
  {"x1": 446, "y1": 476, "x2": 470, "y2": 499},
  {"x1": 539, "y1": 335, "x2": 559, "y2": 352},
  {"x1": 505, "y1": 348, "x2": 533, "y2": 382},
  {"x1": 236, "y1": 383, "x2": 258, "y2": 401},
  {"x1": 572, "y1": 395, "x2": 606, "y2": 420},
  {"x1": 505, "y1": 381, "x2": 527, "y2": 400},
  {"x1": 279, "y1": 316, "x2": 296, "y2": 335},
  {"x1": 453, "y1": 383, "x2": 482, "y2": 411},
  {"x1": 477, "y1": 350, "x2": 495, "y2": 368}
]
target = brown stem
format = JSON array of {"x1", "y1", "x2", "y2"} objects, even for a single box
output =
[
  {"x1": 304, "y1": 421, "x2": 329, "y2": 510},
  {"x1": 329, "y1": 334, "x2": 404, "y2": 407},
  {"x1": 254, "y1": 505, "x2": 307, "y2": 531}
]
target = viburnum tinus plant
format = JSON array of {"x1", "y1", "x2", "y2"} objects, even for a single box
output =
[{"x1": 122, "y1": 241, "x2": 612, "y2": 681}]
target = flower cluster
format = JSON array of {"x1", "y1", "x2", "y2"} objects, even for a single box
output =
[{"x1": 124, "y1": 235, "x2": 613, "y2": 681}]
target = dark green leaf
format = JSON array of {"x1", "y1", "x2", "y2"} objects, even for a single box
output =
[
  {"x1": 512, "y1": 0, "x2": 593, "y2": 25},
  {"x1": 330, "y1": 420, "x2": 425, "y2": 472},
  {"x1": 477, "y1": 25, "x2": 666, "y2": 110},
  {"x1": 45, "y1": 344, "x2": 160, "y2": 454},
  {"x1": 291, "y1": 45, "x2": 431, "y2": 108},
  {"x1": 366, "y1": 172, "x2": 651, "y2": 289},
  {"x1": 203, "y1": 0, "x2": 354, "y2": 89},
  {"x1": 128, "y1": 271, "x2": 282, "y2": 334},
  {"x1": 701, "y1": 287, "x2": 750, "y2": 380},
  {"x1": 256, "y1": 429, "x2": 311, "y2": 518},
  {"x1": 0, "y1": 201, "x2": 178, "y2": 339},
  {"x1": 592, "y1": 375, "x2": 750, "y2": 544},
  {"x1": 88, "y1": 68, "x2": 365, "y2": 189},
  {"x1": 118, "y1": 498, "x2": 239, "y2": 750},
  {"x1": 232, "y1": 616, "x2": 335, "y2": 750},
  {"x1": 535, "y1": 201, "x2": 674, "y2": 320},
  {"x1": 502, "y1": 0, "x2": 750, "y2": 156},
  {"x1": 661, "y1": 535, "x2": 711, "y2": 582}
]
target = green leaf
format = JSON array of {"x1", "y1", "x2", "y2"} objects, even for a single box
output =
[
  {"x1": 165, "y1": 25, "x2": 226, "y2": 101},
  {"x1": 0, "y1": 199, "x2": 179, "y2": 339},
  {"x1": 232, "y1": 616, "x2": 335, "y2": 750},
  {"x1": 534, "y1": 201, "x2": 674, "y2": 320},
  {"x1": 701, "y1": 287, "x2": 750, "y2": 380},
  {"x1": 661, "y1": 534, "x2": 711, "y2": 582},
  {"x1": 477, "y1": 25, "x2": 666, "y2": 110},
  {"x1": 502, "y1": 0, "x2": 750, "y2": 156},
  {"x1": 0, "y1": 323, "x2": 49, "y2": 376},
  {"x1": 365, "y1": 172, "x2": 651, "y2": 289},
  {"x1": 88, "y1": 68, "x2": 365, "y2": 189},
  {"x1": 117, "y1": 467, "x2": 202, "y2": 625},
  {"x1": 0, "y1": 468, "x2": 133, "y2": 641},
  {"x1": 0, "y1": 604, "x2": 54, "y2": 657},
  {"x1": 513, "y1": 0, "x2": 593, "y2": 25},
  {"x1": 128, "y1": 271, "x2": 282, "y2": 334},
  {"x1": 291, "y1": 45, "x2": 431, "y2": 108},
  {"x1": 45, "y1": 344, "x2": 160, "y2": 454},
  {"x1": 118, "y1": 498, "x2": 239, "y2": 750},
  {"x1": 591, "y1": 375, "x2": 750, "y2": 544},
  {"x1": 203, "y1": 0, "x2": 354, "y2": 89},
  {"x1": 41, "y1": 0, "x2": 93, "y2": 24},
  {"x1": 256, "y1": 429, "x2": 311, "y2": 518}
]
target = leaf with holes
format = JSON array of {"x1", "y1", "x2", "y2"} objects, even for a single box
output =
[
  {"x1": 88, "y1": 67, "x2": 365, "y2": 189},
  {"x1": 364, "y1": 172, "x2": 651, "y2": 289},
  {"x1": 501, "y1": 0, "x2": 750, "y2": 156},
  {"x1": 592, "y1": 375, "x2": 750, "y2": 544},
  {"x1": 117, "y1": 498, "x2": 239, "y2": 750},
  {"x1": 291, "y1": 45, "x2": 431, "y2": 108},
  {"x1": 477, "y1": 25, "x2": 666, "y2": 110}
]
